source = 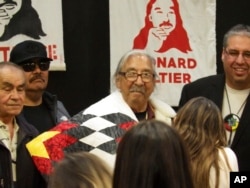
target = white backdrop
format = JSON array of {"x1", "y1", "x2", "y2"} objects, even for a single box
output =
[
  {"x1": 0, "y1": 0, "x2": 66, "y2": 70},
  {"x1": 110, "y1": 0, "x2": 216, "y2": 106}
]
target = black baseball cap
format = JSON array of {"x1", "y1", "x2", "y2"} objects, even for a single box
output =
[{"x1": 9, "y1": 40, "x2": 53, "y2": 64}]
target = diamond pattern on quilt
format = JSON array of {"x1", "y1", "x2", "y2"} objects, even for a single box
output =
[
  {"x1": 64, "y1": 140, "x2": 95, "y2": 153},
  {"x1": 26, "y1": 112, "x2": 137, "y2": 179},
  {"x1": 79, "y1": 131, "x2": 113, "y2": 147},
  {"x1": 97, "y1": 139, "x2": 118, "y2": 154},
  {"x1": 81, "y1": 116, "x2": 117, "y2": 131},
  {"x1": 65, "y1": 124, "x2": 95, "y2": 139}
]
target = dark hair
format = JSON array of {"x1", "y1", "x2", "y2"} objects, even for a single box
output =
[{"x1": 113, "y1": 119, "x2": 194, "y2": 188}]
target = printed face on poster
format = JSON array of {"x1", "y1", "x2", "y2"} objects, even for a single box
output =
[
  {"x1": 0, "y1": 0, "x2": 66, "y2": 70},
  {"x1": 110, "y1": 0, "x2": 217, "y2": 106}
]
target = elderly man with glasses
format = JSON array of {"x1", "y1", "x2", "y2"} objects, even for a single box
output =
[
  {"x1": 9, "y1": 40, "x2": 70, "y2": 134},
  {"x1": 75, "y1": 49, "x2": 176, "y2": 167},
  {"x1": 83, "y1": 49, "x2": 176, "y2": 123}
]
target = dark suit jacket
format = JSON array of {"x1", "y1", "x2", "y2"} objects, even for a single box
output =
[{"x1": 178, "y1": 74, "x2": 250, "y2": 171}]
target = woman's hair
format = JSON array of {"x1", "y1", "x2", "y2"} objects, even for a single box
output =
[
  {"x1": 173, "y1": 97, "x2": 230, "y2": 188},
  {"x1": 113, "y1": 119, "x2": 194, "y2": 188},
  {"x1": 48, "y1": 152, "x2": 112, "y2": 188}
]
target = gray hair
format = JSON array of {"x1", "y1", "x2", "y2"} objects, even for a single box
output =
[
  {"x1": 223, "y1": 24, "x2": 250, "y2": 48},
  {"x1": 0, "y1": 61, "x2": 25, "y2": 72},
  {"x1": 113, "y1": 49, "x2": 157, "y2": 79}
]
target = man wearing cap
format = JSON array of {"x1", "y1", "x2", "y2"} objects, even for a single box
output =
[{"x1": 9, "y1": 40, "x2": 70, "y2": 133}]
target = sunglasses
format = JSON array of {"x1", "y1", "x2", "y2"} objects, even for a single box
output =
[{"x1": 20, "y1": 61, "x2": 50, "y2": 72}]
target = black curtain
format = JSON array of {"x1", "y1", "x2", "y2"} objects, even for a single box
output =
[
  {"x1": 48, "y1": 0, "x2": 110, "y2": 116},
  {"x1": 47, "y1": 0, "x2": 250, "y2": 116}
]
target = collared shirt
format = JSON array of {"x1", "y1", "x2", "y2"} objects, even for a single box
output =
[{"x1": 0, "y1": 119, "x2": 19, "y2": 181}]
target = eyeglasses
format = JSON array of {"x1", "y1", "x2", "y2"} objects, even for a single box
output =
[
  {"x1": 224, "y1": 49, "x2": 250, "y2": 61},
  {"x1": 119, "y1": 71, "x2": 155, "y2": 82},
  {"x1": 20, "y1": 61, "x2": 50, "y2": 72}
]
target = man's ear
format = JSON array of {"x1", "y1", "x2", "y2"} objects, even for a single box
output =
[
  {"x1": 115, "y1": 76, "x2": 121, "y2": 89},
  {"x1": 221, "y1": 48, "x2": 226, "y2": 63}
]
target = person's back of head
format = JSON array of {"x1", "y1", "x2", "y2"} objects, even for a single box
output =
[
  {"x1": 173, "y1": 96, "x2": 228, "y2": 188},
  {"x1": 113, "y1": 119, "x2": 194, "y2": 188},
  {"x1": 174, "y1": 96, "x2": 227, "y2": 150},
  {"x1": 48, "y1": 152, "x2": 112, "y2": 188}
]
